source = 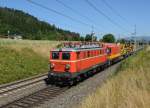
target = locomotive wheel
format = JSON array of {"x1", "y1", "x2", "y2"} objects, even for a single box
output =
[
  {"x1": 87, "y1": 71, "x2": 92, "y2": 76},
  {"x1": 45, "y1": 78, "x2": 51, "y2": 85},
  {"x1": 83, "y1": 73, "x2": 88, "y2": 78},
  {"x1": 93, "y1": 69, "x2": 97, "y2": 73},
  {"x1": 97, "y1": 67, "x2": 101, "y2": 71},
  {"x1": 56, "y1": 82, "x2": 63, "y2": 86},
  {"x1": 69, "y1": 79, "x2": 74, "y2": 86},
  {"x1": 104, "y1": 64, "x2": 107, "y2": 69},
  {"x1": 76, "y1": 76, "x2": 81, "y2": 82},
  {"x1": 100, "y1": 66, "x2": 105, "y2": 71}
]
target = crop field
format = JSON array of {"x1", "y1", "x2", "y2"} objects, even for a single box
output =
[
  {"x1": 79, "y1": 47, "x2": 150, "y2": 108},
  {"x1": 0, "y1": 39, "x2": 60, "y2": 84}
]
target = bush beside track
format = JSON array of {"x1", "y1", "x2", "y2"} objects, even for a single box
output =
[
  {"x1": 0, "y1": 39, "x2": 59, "y2": 84},
  {"x1": 79, "y1": 47, "x2": 150, "y2": 108}
]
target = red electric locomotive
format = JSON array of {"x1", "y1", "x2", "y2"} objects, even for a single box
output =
[{"x1": 48, "y1": 42, "x2": 108, "y2": 85}]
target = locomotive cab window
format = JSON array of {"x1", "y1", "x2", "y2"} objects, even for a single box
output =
[
  {"x1": 62, "y1": 52, "x2": 70, "y2": 60},
  {"x1": 106, "y1": 48, "x2": 111, "y2": 54},
  {"x1": 52, "y1": 52, "x2": 59, "y2": 59}
]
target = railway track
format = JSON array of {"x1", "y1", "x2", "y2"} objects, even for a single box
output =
[
  {"x1": 0, "y1": 73, "x2": 48, "y2": 107},
  {"x1": 2, "y1": 86, "x2": 68, "y2": 108},
  {"x1": 0, "y1": 73, "x2": 47, "y2": 95},
  {"x1": 0, "y1": 72, "x2": 69, "y2": 108}
]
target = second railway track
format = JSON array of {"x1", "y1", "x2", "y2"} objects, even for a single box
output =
[
  {"x1": 0, "y1": 73, "x2": 48, "y2": 107},
  {"x1": 0, "y1": 73, "x2": 47, "y2": 95}
]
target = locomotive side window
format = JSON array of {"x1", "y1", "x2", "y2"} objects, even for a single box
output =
[
  {"x1": 87, "y1": 51, "x2": 90, "y2": 57},
  {"x1": 91, "y1": 51, "x2": 93, "y2": 57},
  {"x1": 62, "y1": 52, "x2": 70, "y2": 60},
  {"x1": 84, "y1": 51, "x2": 86, "y2": 58},
  {"x1": 99, "y1": 50, "x2": 101, "y2": 54},
  {"x1": 76, "y1": 52, "x2": 80, "y2": 59},
  {"x1": 94, "y1": 50, "x2": 96, "y2": 56},
  {"x1": 52, "y1": 52, "x2": 59, "y2": 59},
  {"x1": 92, "y1": 51, "x2": 94, "y2": 56}
]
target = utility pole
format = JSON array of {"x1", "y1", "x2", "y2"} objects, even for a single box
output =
[
  {"x1": 134, "y1": 24, "x2": 137, "y2": 51},
  {"x1": 7, "y1": 30, "x2": 10, "y2": 39},
  {"x1": 118, "y1": 34, "x2": 120, "y2": 43},
  {"x1": 91, "y1": 26, "x2": 95, "y2": 42},
  {"x1": 134, "y1": 24, "x2": 136, "y2": 36}
]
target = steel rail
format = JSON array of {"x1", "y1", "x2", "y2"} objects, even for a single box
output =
[
  {"x1": 1, "y1": 86, "x2": 68, "y2": 108},
  {"x1": 0, "y1": 73, "x2": 47, "y2": 95}
]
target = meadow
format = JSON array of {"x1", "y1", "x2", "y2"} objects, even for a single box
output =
[
  {"x1": 0, "y1": 39, "x2": 60, "y2": 84},
  {"x1": 79, "y1": 47, "x2": 150, "y2": 108},
  {"x1": 0, "y1": 39, "x2": 60, "y2": 58}
]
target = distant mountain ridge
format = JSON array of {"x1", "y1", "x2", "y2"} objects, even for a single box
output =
[
  {"x1": 125, "y1": 36, "x2": 150, "y2": 42},
  {"x1": 0, "y1": 7, "x2": 80, "y2": 40}
]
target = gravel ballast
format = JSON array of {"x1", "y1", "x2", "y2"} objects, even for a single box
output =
[{"x1": 34, "y1": 63, "x2": 121, "y2": 108}]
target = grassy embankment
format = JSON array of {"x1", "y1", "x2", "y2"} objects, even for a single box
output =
[
  {"x1": 80, "y1": 47, "x2": 150, "y2": 108},
  {"x1": 0, "y1": 39, "x2": 59, "y2": 84}
]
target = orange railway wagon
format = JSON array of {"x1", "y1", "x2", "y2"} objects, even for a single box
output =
[
  {"x1": 103, "y1": 43, "x2": 122, "y2": 65},
  {"x1": 48, "y1": 42, "x2": 108, "y2": 85}
]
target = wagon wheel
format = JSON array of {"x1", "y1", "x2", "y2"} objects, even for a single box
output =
[
  {"x1": 108, "y1": 60, "x2": 111, "y2": 66},
  {"x1": 69, "y1": 80, "x2": 74, "y2": 86},
  {"x1": 76, "y1": 76, "x2": 81, "y2": 82},
  {"x1": 84, "y1": 73, "x2": 88, "y2": 78}
]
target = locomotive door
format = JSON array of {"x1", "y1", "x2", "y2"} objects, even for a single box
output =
[{"x1": 76, "y1": 52, "x2": 81, "y2": 72}]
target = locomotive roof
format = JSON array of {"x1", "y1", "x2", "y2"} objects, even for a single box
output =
[
  {"x1": 51, "y1": 47, "x2": 103, "y2": 52},
  {"x1": 51, "y1": 43, "x2": 104, "y2": 52}
]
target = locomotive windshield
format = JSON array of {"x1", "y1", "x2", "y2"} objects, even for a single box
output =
[
  {"x1": 52, "y1": 52, "x2": 59, "y2": 59},
  {"x1": 62, "y1": 52, "x2": 70, "y2": 60}
]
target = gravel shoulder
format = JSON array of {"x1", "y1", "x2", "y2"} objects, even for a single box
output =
[{"x1": 34, "y1": 63, "x2": 121, "y2": 108}]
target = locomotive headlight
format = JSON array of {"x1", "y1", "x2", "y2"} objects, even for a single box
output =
[
  {"x1": 50, "y1": 63, "x2": 55, "y2": 69},
  {"x1": 65, "y1": 64, "x2": 70, "y2": 70}
]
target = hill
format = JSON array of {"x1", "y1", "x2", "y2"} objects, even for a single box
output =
[{"x1": 0, "y1": 7, "x2": 80, "y2": 40}]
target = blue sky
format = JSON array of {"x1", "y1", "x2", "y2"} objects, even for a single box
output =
[{"x1": 0, "y1": 0, "x2": 150, "y2": 39}]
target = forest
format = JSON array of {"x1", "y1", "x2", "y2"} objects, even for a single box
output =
[{"x1": 0, "y1": 7, "x2": 81, "y2": 41}]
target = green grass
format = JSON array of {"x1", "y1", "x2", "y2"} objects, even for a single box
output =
[
  {"x1": 0, "y1": 46, "x2": 48, "y2": 84},
  {"x1": 0, "y1": 39, "x2": 60, "y2": 58},
  {"x1": 0, "y1": 39, "x2": 60, "y2": 84},
  {"x1": 79, "y1": 47, "x2": 150, "y2": 108}
]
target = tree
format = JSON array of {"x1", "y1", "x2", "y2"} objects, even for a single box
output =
[
  {"x1": 102, "y1": 34, "x2": 115, "y2": 43},
  {"x1": 117, "y1": 38, "x2": 126, "y2": 44},
  {"x1": 80, "y1": 36, "x2": 85, "y2": 41},
  {"x1": 0, "y1": 7, "x2": 82, "y2": 41},
  {"x1": 85, "y1": 34, "x2": 92, "y2": 41}
]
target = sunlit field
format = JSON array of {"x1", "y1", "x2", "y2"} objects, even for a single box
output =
[
  {"x1": 0, "y1": 39, "x2": 60, "y2": 84},
  {"x1": 0, "y1": 39, "x2": 60, "y2": 58},
  {"x1": 79, "y1": 47, "x2": 150, "y2": 108}
]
